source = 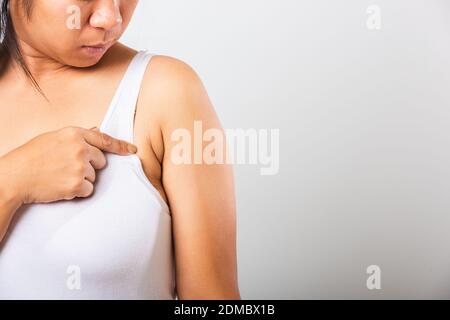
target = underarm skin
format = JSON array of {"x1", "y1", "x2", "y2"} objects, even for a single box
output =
[
  {"x1": 0, "y1": 155, "x2": 23, "y2": 243},
  {"x1": 0, "y1": 179, "x2": 21, "y2": 244},
  {"x1": 0, "y1": 201, "x2": 15, "y2": 244}
]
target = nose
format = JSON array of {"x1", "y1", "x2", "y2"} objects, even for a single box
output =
[{"x1": 89, "y1": 0, "x2": 123, "y2": 30}]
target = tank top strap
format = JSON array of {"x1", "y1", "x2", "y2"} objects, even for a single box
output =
[{"x1": 99, "y1": 50, "x2": 154, "y2": 143}]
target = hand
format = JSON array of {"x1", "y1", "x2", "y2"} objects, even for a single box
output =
[{"x1": 0, "y1": 126, "x2": 137, "y2": 204}]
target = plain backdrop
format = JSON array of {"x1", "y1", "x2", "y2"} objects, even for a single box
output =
[{"x1": 122, "y1": 0, "x2": 450, "y2": 299}]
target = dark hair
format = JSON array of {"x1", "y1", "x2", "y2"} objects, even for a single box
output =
[{"x1": 0, "y1": 0, "x2": 42, "y2": 93}]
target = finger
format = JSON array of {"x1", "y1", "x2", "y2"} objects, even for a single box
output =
[
  {"x1": 82, "y1": 128, "x2": 137, "y2": 156},
  {"x1": 77, "y1": 180, "x2": 94, "y2": 198},
  {"x1": 83, "y1": 163, "x2": 96, "y2": 184},
  {"x1": 87, "y1": 145, "x2": 107, "y2": 170}
]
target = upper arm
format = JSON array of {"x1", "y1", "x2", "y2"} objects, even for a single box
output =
[{"x1": 141, "y1": 55, "x2": 240, "y2": 299}]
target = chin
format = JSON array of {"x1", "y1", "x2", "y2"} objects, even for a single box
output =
[
  {"x1": 69, "y1": 50, "x2": 108, "y2": 68},
  {"x1": 69, "y1": 59, "x2": 102, "y2": 68}
]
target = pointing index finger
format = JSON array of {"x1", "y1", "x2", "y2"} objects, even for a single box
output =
[{"x1": 83, "y1": 128, "x2": 138, "y2": 155}]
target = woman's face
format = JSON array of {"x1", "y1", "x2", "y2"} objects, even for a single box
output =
[{"x1": 10, "y1": 0, "x2": 139, "y2": 67}]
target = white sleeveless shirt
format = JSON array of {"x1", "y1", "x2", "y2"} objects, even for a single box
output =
[{"x1": 0, "y1": 51, "x2": 177, "y2": 300}]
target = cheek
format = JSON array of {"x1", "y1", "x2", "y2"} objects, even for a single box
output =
[
  {"x1": 39, "y1": 0, "x2": 78, "y2": 27},
  {"x1": 34, "y1": 1, "x2": 81, "y2": 46}
]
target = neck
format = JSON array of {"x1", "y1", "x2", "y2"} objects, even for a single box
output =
[{"x1": 4, "y1": 38, "x2": 72, "y2": 85}]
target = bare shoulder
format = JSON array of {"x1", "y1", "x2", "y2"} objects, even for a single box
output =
[
  {"x1": 143, "y1": 55, "x2": 203, "y2": 96},
  {"x1": 139, "y1": 54, "x2": 219, "y2": 130}
]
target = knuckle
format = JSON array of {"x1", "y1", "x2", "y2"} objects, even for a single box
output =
[
  {"x1": 73, "y1": 145, "x2": 88, "y2": 159},
  {"x1": 65, "y1": 126, "x2": 80, "y2": 139},
  {"x1": 67, "y1": 178, "x2": 83, "y2": 193},
  {"x1": 118, "y1": 140, "x2": 127, "y2": 153},
  {"x1": 74, "y1": 163, "x2": 86, "y2": 176},
  {"x1": 100, "y1": 132, "x2": 112, "y2": 147}
]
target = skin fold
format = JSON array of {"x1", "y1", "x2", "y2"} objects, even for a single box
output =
[{"x1": 0, "y1": 0, "x2": 240, "y2": 299}]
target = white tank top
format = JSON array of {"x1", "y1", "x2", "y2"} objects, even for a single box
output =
[{"x1": 0, "y1": 51, "x2": 176, "y2": 300}]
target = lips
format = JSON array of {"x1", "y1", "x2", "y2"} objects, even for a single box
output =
[
  {"x1": 83, "y1": 39, "x2": 115, "y2": 49},
  {"x1": 82, "y1": 44, "x2": 108, "y2": 56},
  {"x1": 83, "y1": 42, "x2": 108, "y2": 49},
  {"x1": 81, "y1": 41, "x2": 114, "y2": 57}
]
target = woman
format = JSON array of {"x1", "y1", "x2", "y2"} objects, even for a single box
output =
[{"x1": 0, "y1": 0, "x2": 240, "y2": 300}]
